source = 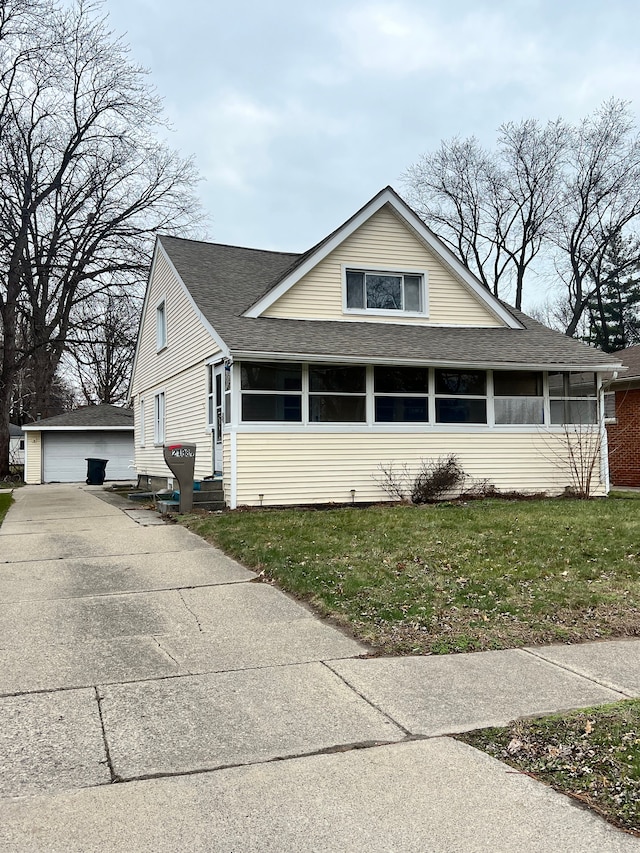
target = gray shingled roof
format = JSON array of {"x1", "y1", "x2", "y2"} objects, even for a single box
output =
[
  {"x1": 9, "y1": 423, "x2": 24, "y2": 437},
  {"x1": 23, "y1": 405, "x2": 134, "y2": 430},
  {"x1": 612, "y1": 345, "x2": 640, "y2": 378},
  {"x1": 158, "y1": 235, "x2": 622, "y2": 370}
]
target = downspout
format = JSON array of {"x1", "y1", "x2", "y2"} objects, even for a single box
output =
[{"x1": 598, "y1": 373, "x2": 611, "y2": 494}]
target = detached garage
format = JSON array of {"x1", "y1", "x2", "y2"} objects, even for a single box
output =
[{"x1": 23, "y1": 405, "x2": 135, "y2": 484}]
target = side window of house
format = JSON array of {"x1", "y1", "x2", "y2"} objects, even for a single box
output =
[
  {"x1": 154, "y1": 392, "x2": 165, "y2": 443},
  {"x1": 309, "y1": 365, "x2": 366, "y2": 422},
  {"x1": 345, "y1": 269, "x2": 425, "y2": 314},
  {"x1": 548, "y1": 372, "x2": 597, "y2": 424},
  {"x1": 139, "y1": 399, "x2": 145, "y2": 447},
  {"x1": 604, "y1": 391, "x2": 616, "y2": 421},
  {"x1": 156, "y1": 300, "x2": 167, "y2": 351},
  {"x1": 435, "y1": 370, "x2": 487, "y2": 423},
  {"x1": 374, "y1": 366, "x2": 429, "y2": 422},
  {"x1": 241, "y1": 363, "x2": 302, "y2": 421},
  {"x1": 494, "y1": 371, "x2": 544, "y2": 424}
]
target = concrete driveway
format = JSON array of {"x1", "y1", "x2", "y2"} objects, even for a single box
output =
[{"x1": 0, "y1": 484, "x2": 638, "y2": 851}]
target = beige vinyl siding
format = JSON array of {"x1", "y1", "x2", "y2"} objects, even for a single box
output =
[
  {"x1": 262, "y1": 206, "x2": 504, "y2": 327},
  {"x1": 233, "y1": 431, "x2": 605, "y2": 506},
  {"x1": 133, "y1": 361, "x2": 214, "y2": 482},
  {"x1": 24, "y1": 430, "x2": 42, "y2": 484},
  {"x1": 131, "y1": 249, "x2": 219, "y2": 395}
]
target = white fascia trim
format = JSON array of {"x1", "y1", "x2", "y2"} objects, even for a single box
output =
[
  {"x1": 129, "y1": 242, "x2": 161, "y2": 404},
  {"x1": 22, "y1": 425, "x2": 134, "y2": 431},
  {"x1": 230, "y1": 350, "x2": 621, "y2": 373},
  {"x1": 156, "y1": 241, "x2": 230, "y2": 358},
  {"x1": 244, "y1": 188, "x2": 521, "y2": 329}
]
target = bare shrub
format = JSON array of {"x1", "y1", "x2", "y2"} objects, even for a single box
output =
[
  {"x1": 374, "y1": 461, "x2": 412, "y2": 501},
  {"x1": 411, "y1": 455, "x2": 466, "y2": 504},
  {"x1": 540, "y1": 422, "x2": 603, "y2": 499}
]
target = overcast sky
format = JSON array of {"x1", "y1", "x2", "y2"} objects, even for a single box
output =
[{"x1": 105, "y1": 0, "x2": 639, "y2": 261}]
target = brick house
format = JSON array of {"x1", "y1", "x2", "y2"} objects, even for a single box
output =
[{"x1": 606, "y1": 345, "x2": 640, "y2": 487}]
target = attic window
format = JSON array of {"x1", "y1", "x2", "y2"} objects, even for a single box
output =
[
  {"x1": 345, "y1": 269, "x2": 426, "y2": 315},
  {"x1": 156, "y1": 300, "x2": 167, "y2": 351}
]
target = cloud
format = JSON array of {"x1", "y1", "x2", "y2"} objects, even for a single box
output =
[
  {"x1": 333, "y1": 1, "x2": 543, "y2": 85},
  {"x1": 182, "y1": 92, "x2": 281, "y2": 191}
]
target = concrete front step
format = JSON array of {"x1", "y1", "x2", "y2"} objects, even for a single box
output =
[{"x1": 157, "y1": 499, "x2": 225, "y2": 514}]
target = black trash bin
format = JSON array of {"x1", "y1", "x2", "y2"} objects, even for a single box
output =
[{"x1": 86, "y1": 458, "x2": 108, "y2": 485}]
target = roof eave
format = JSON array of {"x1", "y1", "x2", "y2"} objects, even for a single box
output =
[{"x1": 228, "y1": 349, "x2": 622, "y2": 372}]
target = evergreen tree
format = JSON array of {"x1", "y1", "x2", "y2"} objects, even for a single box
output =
[{"x1": 585, "y1": 234, "x2": 640, "y2": 352}]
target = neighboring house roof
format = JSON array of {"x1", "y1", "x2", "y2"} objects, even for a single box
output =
[
  {"x1": 157, "y1": 234, "x2": 622, "y2": 371},
  {"x1": 23, "y1": 404, "x2": 134, "y2": 431},
  {"x1": 611, "y1": 345, "x2": 640, "y2": 379},
  {"x1": 9, "y1": 423, "x2": 24, "y2": 437}
]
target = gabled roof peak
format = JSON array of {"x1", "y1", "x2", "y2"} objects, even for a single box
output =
[{"x1": 242, "y1": 185, "x2": 521, "y2": 329}]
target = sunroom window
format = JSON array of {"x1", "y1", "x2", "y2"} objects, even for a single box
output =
[
  {"x1": 374, "y1": 366, "x2": 429, "y2": 422},
  {"x1": 241, "y1": 362, "x2": 302, "y2": 422},
  {"x1": 346, "y1": 270, "x2": 424, "y2": 313},
  {"x1": 435, "y1": 369, "x2": 487, "y2": 424},
  {"x1": 309, "y1": 365, "x2": 366, "y2": 422},
  {"x1": 494, "y1": 371, "x2": 544, "y2": 424},
  {"x1": 548, "y1": 372, "x2": 597, "y2": 424}
]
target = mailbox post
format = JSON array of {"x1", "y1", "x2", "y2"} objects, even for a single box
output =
[{"x1": 163, "y1": 443, "x2": 196, "y2": 512}]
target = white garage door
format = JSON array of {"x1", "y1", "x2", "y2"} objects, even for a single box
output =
[{"x1": 42, "y1": 432, "x2": 134, "y2": 482}]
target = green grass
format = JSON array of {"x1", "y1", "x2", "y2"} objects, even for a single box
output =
[
  {"x1": 458, "y1": 700, "x2": 640, "y2": 836},
  {"x1": 180, "y1": 498, "x2": 640, "y2": 654},
  {"x1": 0, "y1": 491, "x2": 13, "y2": 524}
]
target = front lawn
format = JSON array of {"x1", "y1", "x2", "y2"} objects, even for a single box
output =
[
  {"x1": 181, "y1": 498, "x2": 640, "y2": 654},
  {"x1": 458, "y1": 700, "x2": 640, "y2": 836},
  {"x1": 0, "y1": 491, "x2": 13, "y2": 525}
]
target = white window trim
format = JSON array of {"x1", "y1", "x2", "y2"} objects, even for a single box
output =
[
  {"x1": 341, "y1": 264, "x2": 428, "y2": 318},
  {"x1": 154, "y1": 390, "x2": 165, "y2": 445},
  {"x1": 232, "y1": 362, "x2": 604, "y2": 432},
  {"x1": 156, "y1": 298, "x2": 167, "y2": 352},
  {"x1": 139, "y1": 398, "x2": 145, "y2": 447}
]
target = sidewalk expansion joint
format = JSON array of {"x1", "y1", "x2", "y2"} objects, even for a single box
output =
[
  {"x1": 178, "y1": 590, "x2": 204, "y2": 632},
  {"x1": 520, "y1": 647, "x2": 633, "y2": 698},
  {"x1": 0, "y1": 548, "x2": 210, "y2": 565},
  {"x1": 321, "y1": 660, "x2": 412, "y2": 737},
  {"x1": 94, "y1": 686, "x2": 122, "y2": 784},
  {"x1": 105, "y1": 738, "x2": 409, "y2": 786},
  {"x1": 0, "y1": 579, "x2": 253, "y2": 605}
]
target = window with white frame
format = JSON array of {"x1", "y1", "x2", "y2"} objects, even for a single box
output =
[
  {"x1": 207, "y1": 367, "x2": 214, "y2": 428},
  {"x1": 345, "y1": 269, "x2": 425, "y2": 314},
  {"x1": 374, "y1": 365, "x2": 429, "y2": 422},
  {"x1": 494, "y1": 371, "x2": 544, "y2": 425},
  {"x1": 548, "y1": 372, "x2": 597, "y2": 424},
  {"x1": 235, "y1": 363, "x2": 601, "y2": 428},
  {"x1": 435, "y1": 369, "x2": 487, "y2": 423},
  {"x1": 154, "y1": 392, "x2": 165, "y2": 444},
  {"x1": 156, "y1": 300, "x2": 167, "y2": 351},
  {"x1": 139, "y1": 399, "x2": 145, "y2": 446},
  {"x1": 309, "y1": 365, "x2": 366, "y2": 422},
  {"x1": 241, "y1": 362, "x2": 302, "y2": 422}
]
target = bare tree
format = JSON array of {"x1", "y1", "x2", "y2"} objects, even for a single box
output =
[
  {"x1": 554, "y1": 100, "x2": 640, "y2": 337},
  {"x1": 66, "y1": 291, "x2": 140, "y2": 405},
  {"x1": 403, "y1": 101, "x2": 640, "y2": 332},
  {"x1": 403, "y1": 119, "x2": 565, "y2": 309},
  {"x1": 0, "y1": 0, "x2": 203, "y2": 476}
]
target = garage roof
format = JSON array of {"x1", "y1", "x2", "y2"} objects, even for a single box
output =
[{"x1": 23, "y1": 404, "x2": 134, "y2": 431}]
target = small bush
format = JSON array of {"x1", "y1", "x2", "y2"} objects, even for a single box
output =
[{"x1": 411, "y1": 454, "x2": 466, "y2": 504}]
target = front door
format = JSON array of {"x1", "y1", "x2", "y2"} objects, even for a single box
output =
[{"x1": 213, "y1": 363, "x2": 224, "y2": 474}]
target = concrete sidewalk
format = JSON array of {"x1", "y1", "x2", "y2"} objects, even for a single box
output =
[{"x1": 0, "y1": 484, "x2": 638, "y2": 851}]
